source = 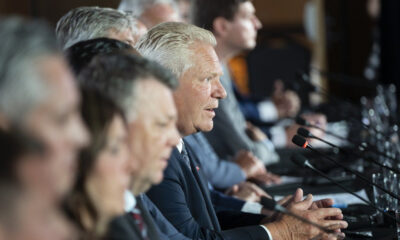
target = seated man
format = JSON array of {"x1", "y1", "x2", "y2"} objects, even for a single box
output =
[
  {"x1": 56, "y1": 6, "x2": 146, "y2": 49},
  {"x1": 193, "y1": 0, "x2": 325, "y2": 151},
  {"x1": 72, "y1": 41, "x2": 189, "y2": 239},
  {"x1": 137, "y1": 22, "x2": 347, "y2": 240}
]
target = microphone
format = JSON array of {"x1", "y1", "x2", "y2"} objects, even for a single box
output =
[
  {"x1": 291, "y1": 135, "x2": 400, "y2": 201},
  {"x1": 291, "y1": 154, "x2": 396, "y2": 221},
  {"x1": 297, "y1": 127, "x2": 400, "y2": 174},
  {"x1": 260, "y1": 197, "x2": 340, "y2": 236},
  {"x1": 296, "y1": 74, "x2": 384, "y2": 135},
  {"x1": 295, "y1": 116, "x2": 349, "y2": 142},
  {"x1": 296, "y1": 116, "x2": 395, "y2": 160}
]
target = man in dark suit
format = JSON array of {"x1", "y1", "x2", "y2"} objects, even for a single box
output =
[
  {"x1": 74, "y1": 46, "x2": 190, "y2": 240},
  {"x1": 137, "y1": 22, "x2": 347, "y2": 240}
]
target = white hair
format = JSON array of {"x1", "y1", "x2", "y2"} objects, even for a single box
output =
[
  {"x1": 0, "y1": 17, "x2": 59, "y2": 124},
  {"x1": 56, "y1": 6, "x2": 139, "y2": 49},
  {"x1": 135, "y1": 22, "x2": 216, "y2": 78},
  {"x1": 118, "y1": 0, "x2": 178, "y2": 17}
]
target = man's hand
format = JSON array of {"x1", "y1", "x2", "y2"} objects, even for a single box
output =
[
  {"x1": 272, "y1": 80, "x2": 301, "y2": 119},
  {"x1": 250, "y1": 172, "x2": 282, "y2": 185},
  {"x1": 234, "y1": 151, "x2": 281, "y2": 185},
  {"x1": 225, "y1": 182, "x2": 271, "y2": 202},
  {"x1": 234, "y1": 150, "x2": 262, "y2": 177},
  {"x1": 302, "y1": 113, "x2": 327, "y2": 141},
  {"x1": 245, "y1": 122, "x2": 267, "y2": 142},
  {"x1": 285, "y1": 113, "x2": 327, "y2": 147},
  {"x1": 265, "y1": 189, "x2": 347, "y2": 240}
]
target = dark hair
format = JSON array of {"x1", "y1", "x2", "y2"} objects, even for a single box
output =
[
  {"x1": 192, "y1": 0, "x2": 249, "y2": 32},
  {"x1": 64, "y1": 88, "x2": 126, "y2": 236},
  {"x1": 78, "y1": 51, "x2": 178, "y2": 119},
  {"x1": 66, "y1": 37, "x2": 133, "y2": 75},
  {"x1": 0, "y1": 129, "x2": 45, "y2": 183}
]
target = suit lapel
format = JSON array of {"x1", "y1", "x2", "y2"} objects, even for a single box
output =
[
  {"x1": 183, "y1": 140, "x2": 221, "y2": 231},
  {"x1": 136, "y1": 195, "x2": 160, "y2": 240},
  {"x1": 125, "y1": 196, "x2": 160, "y2": 240}
]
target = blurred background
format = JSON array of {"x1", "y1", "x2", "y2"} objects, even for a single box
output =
[{"x1": 1, "y1": 0, "x2": 399, "y2": 112}]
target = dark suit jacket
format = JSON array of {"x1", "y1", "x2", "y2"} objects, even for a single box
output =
[
  {"x1": 147, "y1": 142, "x2": 270, "y2": 240},
  {"x1": 141, "y1": 194, "x2": 190, "y2": 240},
  {"x1": 107, "y1": 196, "x2": 160, "y2": 240}
]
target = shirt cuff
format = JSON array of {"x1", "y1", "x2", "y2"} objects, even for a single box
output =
[
  {"x1": 241, "y1": 201, "x2": 263, "y2": 214},
  {"x1": 259, "y1": 225, "x2": 273, "y2": 240},
  {"x1": 270, "y1": 126, "x2": 287, "y2": 148},
  {"x1": 257, "y1": 100, "x2": 279, "y2": 122}
]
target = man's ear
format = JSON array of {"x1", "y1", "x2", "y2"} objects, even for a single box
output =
[{"x1": 212, "y1": 17, "x2": 231, "y2": 38}]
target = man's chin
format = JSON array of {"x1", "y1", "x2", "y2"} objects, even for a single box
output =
[{"x1": 196, "y1": 121, "x2": 214, "y2": 133}]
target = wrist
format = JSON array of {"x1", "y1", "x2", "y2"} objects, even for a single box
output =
[{"x1": 265, "y1": 221, "x2": 292, "y2": 240}]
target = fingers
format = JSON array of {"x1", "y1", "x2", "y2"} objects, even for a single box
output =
[
  {"x1": 226, "y1": 184, "x2": 238, "y2": 195},
  {"x1": 293, "y1": 188, "x2": 304, "y2": 202},
  {"x1": 313, "y1": 207, "x2": 343, "y2": 220},
  {"x1": 321, "y1": 220, "x2": 348, "y2": 230},
  {"x1": 277, "y1": 194, "x2": 293, "y2": 207},
  {"x1": 310, "y1": 198, "x2": 334, "y2": 210},
  {"x1": 292, "y1": 193, "x2": 313, "y2": 210}
]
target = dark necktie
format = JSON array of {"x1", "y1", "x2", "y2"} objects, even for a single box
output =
[
  {"x1": 181, "y1": 142, "x2": 192, "y2": 170},
  {"x1": 131, "y1": 206, "x2": 149, "y2": 240}
]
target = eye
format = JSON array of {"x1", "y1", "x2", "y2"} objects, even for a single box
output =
[
  {"x1": 156, "y1": 122, "x2": 168, "y2": 128},
  {"x1": 204, "y1": 77, "x2": 212, "y2": 82}
]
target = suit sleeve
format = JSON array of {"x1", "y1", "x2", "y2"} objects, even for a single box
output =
[
  {"x1": 184, "y1": 134, "x2": 246, "y2": 189},
  {"x1": 147, "y1": 160, "x2": 270, "y2": 240}
]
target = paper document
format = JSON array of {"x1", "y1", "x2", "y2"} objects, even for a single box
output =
[{"x1": 275, "y1": 189, "x2": 370, "y2": 206}]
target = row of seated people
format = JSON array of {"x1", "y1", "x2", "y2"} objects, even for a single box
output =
[{"x1": 0, "y1": 0, "x2": 346, "y2": 240}]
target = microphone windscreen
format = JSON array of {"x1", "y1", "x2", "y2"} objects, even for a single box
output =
[
  {"x1": 295, "y1": 116, "x2": 307, "y2": 126},
  {"x1": 260, "y1": 197, "x2": 277, "y2": 211},
  {"x1": 297, "y1": 127, "x2": 312, "y2": 138},
  {"x1": 291, "y1": 154, "x2": 308, "y2": 167},
  {"x1": 292, "y1": 135, "x2": 308, "y2": 148}
]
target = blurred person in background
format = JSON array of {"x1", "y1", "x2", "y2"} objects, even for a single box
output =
[
  {"x1": 118, "y1": 0, "x2": 181, "y2": 28},
  {"x1": 192, "y1": 0, "x2": 325, "y2": 157},
  {"x1": 64, "y1": 89, "x2": 131, "y2": 239},
  {"x1": 56, "y1": 6, "x2": 146, "y2": 49},
  {"x1": 0, "y1": 17, "x2": 89, "y2": 203},
  {"x1": 0, "y1": 130, "x2": 75, "y2": 240}
]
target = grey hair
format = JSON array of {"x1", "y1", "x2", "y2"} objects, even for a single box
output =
[
  {"x1": 56, "y1": 6, "x2": 139, "y2": 49},
  {"x1": 78, "y1": 52, "x2": 178, "y2": 122},
  {"x1": 118, "y1": 0, "x2": 178, "y2": 17},
  {"x1": 0, "y1": 17, "x2": 59, "y2": 124},
  {"x1": 135, "y1": 22, "x2": 216, "y2": 78}
]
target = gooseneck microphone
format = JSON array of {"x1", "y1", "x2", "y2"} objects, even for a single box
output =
[
  {"x1": 297, "y1": 127, "x2": 400, "y2": 174},
  {"x1": 291, "y1": 135, "x2": 400, "y2": 201},
  {"x1": 295, "y1": 116, "x2": 349, "y2": 142},
  {"x1": 290, "y1": 154, "x2": 396, "y2": 221},
  {"x1": 296, "y1": 74, "x2": 385, "y2": 136},
  {"x1": 259, "y1": 197, "x2": 340, "y2": 236},
  {"x1": 295, "y1": 116, "x2": 396, "y2": 161}
]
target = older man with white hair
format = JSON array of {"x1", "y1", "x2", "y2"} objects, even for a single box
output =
[
  {"x1": 137, "y1": 21, "x2": 348, "y2": 240},
  {"x1": 56, "y1": 6, "x2": 146, "y2": 49}
]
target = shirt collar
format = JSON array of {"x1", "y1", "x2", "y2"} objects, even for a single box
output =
[
  {"x1": 124, "y1": 190, "x2": 137, "y2": 212},
  {"x1": 176, "y1": 138, "x2": 183, "y2": 153}
]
